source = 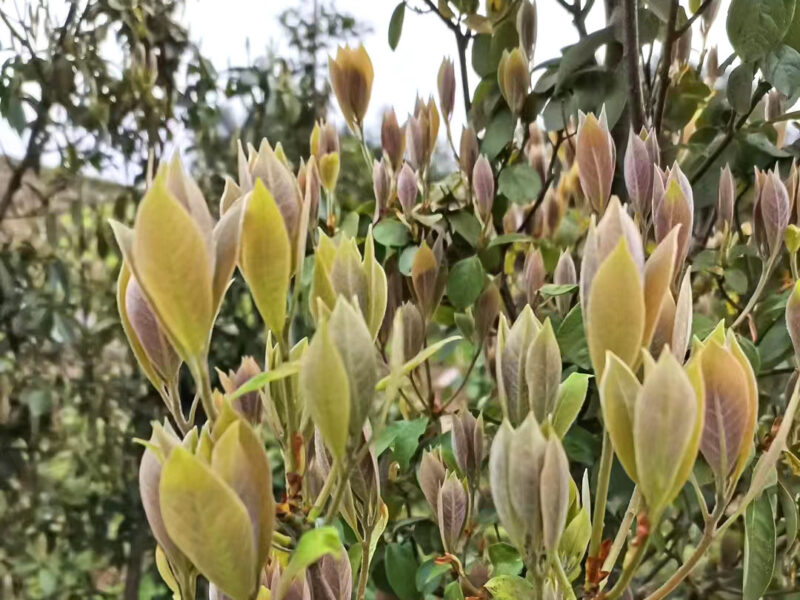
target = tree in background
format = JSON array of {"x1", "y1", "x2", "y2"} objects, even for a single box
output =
[{"x1": 0, "y1": 1, "x2": 365, "y2": 598}]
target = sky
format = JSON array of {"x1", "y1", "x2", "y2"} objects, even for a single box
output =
[{"x1": 0, "y1": 0, "x2": 737, "y2": 174}]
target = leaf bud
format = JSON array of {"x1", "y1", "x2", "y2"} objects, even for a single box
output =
[
  {"x1": 437, "y1": 57, "x2": 456, "y2": 121},
  {"x1": 473, "y1": 155, "x2": 495, "y2": 222},
  {"x1": 397, "y1": 162, "x2": 419, "y2": 216},
  {"x1": 576, "y1": 108, "x2": 616, "y2": 214},
  {"x1": 328, "y1": 44, "x2": 373, "y2": 132},
  {"x1": 497, "y1": 47, "x2": 529, "y2": 116},
  {"x1": 381, "y1": 108, "x2": 405, "y2": 172}
]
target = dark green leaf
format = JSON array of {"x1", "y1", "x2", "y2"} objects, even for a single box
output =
[
  {"x1": 385, "y1": 543, "x2": 421, "y2": 600},
  {"x1": 415, "y1": 559, "x2": 451, "y2": 593},
  {"x1": 484, "y1": 574, "x2": 536, "y2": 599},
  {"x1": 472, "y1": 34, "x2": 495, "y2": 77},
  {"x1": 727, "y1": 63, "x2": 755, "y2": 114},
  {"x1": 481, "y1": 110, "x2": 514, "y2": 159},
  {"x1": 449, "y1": 211, "x2": 482, "y2": 247},
  {"x1": 743, "y1": 492, "x2": 776, "y2": 600},
  {"x1": 727, "y1": 0, "x2": 795, "y2": 61},
  {"x1": 540, "y1": 283, "x2": 579, "y2": 297},
  {"x1": 375, "y1": 417, "x2": 428, "y2": 469},
  {"x1": 779, "y1": 481, "x2": 798, "y2": 546},
  {"x1": 487, "y1": 232, "x2": 533, "y2": 247},
  {"x1": 497, "y1": 163, "x2": 541, "y2": 204},
  {"x1": 447, "y1": 257, "x2": 485, "y2": 310},
  {"x1": 388, "y1": 3, "x2": 406, "y2": 50},
  {"x1": 374, "y1": 219, "x2": 411, "y2": 247},
  {"x1": 444, "y1": 580, "x2": 465, "y2": 600},
  {"x1": 556, "y1": 27, "x2": 616, "y2": 88},
  {"x1": 763, "y1": 44, "x2": 800, "y2": 97},
  {"x1": 488, "y1": 543, "x2": 523, "y2": 577},
  {"x1": 557, "y1": 305, "x2": 590, "y2": 370}
]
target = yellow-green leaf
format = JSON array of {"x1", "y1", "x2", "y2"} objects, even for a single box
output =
[
  {"x1": 642, "y1": 227, "x2": 678, "y2": 348},
  {"x1": 240, "y1": 179, "x2": 291, "y2": 337},
  {"x1": 300, "y1": 321, "x2": 350, "y2": 460},
  {"x1": 132, "y1": 176, "x2": 213, "y2": 362},
  {"x1": 586, "y1": 239, "x2": 645, "y2": 378},
  {"x1": 599, "y1": 353, "x2": 641, "y2": 482},
  {"x1": 160, "y1": 446, "x2": 256, "y2": 600},
  {"x1": 634, "y1": 352, "x2": 700, "y2": 517},
  {"x1": 211, "y1": 421, "x2": 274, "y2": 573}
]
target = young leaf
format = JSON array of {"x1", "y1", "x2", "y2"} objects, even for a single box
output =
[
  {"x1": 385, "y1": 543, "x2": 420, "y2": 600},
  {"x1": 447, "y1": 256, "x2": 485, "y2": 310},
  {"x1": 160, "y1": 447, "x2": 256, "y2": 600},
  {"x1": 552, "y1": 372, "x2": 591, "y2": 438},
  {"x1": 240, "y1": 180, "x2": 291, "y2": 337},
  {"x1": 300, "y1": 321, "x2": 351, "y2": 460},
  {"x1": 388, "y1": 2, "x2": 405, "y2": 50},
  {"x1": 132, "y1": 177, "x2": 213, "y2": 362},
  {"x1": 586, "y1": 240, "x2": 645, "y2": 378},
  {"x1": 484, "y1": 575, "x2": 536, "y2": 599},
  {"x1": 279, "y1": 527, "x2": 342, "y2": 599},
  {"x1": 743, "y1": 492, "x2": 776, "y2": 600}
]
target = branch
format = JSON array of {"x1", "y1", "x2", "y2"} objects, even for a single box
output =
[
  {"x1": 623, "y1": 0, "x2": 645, "y2": 131},
  {"x1": 675, "y1": 0, "x2": 716, "y2": 37},
  {"x1": 689, "y1": 82, "x2": 770, "y2": 185},
  {"x1": 653, "y1": 0, "x2": 679, "y2": 135},
  {"x1": 421, "y1": 0, "x2": 471, "y2": 115}
]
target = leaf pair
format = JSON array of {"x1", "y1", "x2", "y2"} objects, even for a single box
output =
[
  {"x1": 600, "y1": 350, "x2": 703, "y2": 518},
  {"x1": 145, "y1": 417, "x2": 274, "y2": 600},
  {"x1": 112, "y1": 157, "x2": 242, "y2": 373},
  {"x1": 300, "y1": 298, "x2": 378, "y2": 461},
  {"x1": 496, "y1": 306, "x2": 588, "y2": 432},
  {"x1": 310, "y1": 230, "x2": 387, "y2": 340}
]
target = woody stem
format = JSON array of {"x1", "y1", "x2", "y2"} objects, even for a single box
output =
[
  {"x1": 731, "y1": 251, "x2": 777, "y2": 329},
  {"x1": 588, "y1": 431, "x2": 614, "y2": 565}
]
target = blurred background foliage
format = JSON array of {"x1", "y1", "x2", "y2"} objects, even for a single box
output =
[{"x1": 0, "y1": 1, "x2": 368, "y2": 597}]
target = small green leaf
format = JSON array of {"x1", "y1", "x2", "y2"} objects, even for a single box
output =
[
  {"x1": 540, "y1": 283, "x2": 579, "y2": 297},
  {"x1": 160, "y1": 447, "x2": 256, "y2": 600},
  {"x1": 763, "y1": 44, "x2": 800, "y2": 98},
  {"x1": 447, "y1": 257, "x2": 485, "y2": 310},
  {"x1": 484, "y1": 574, "x2": 536, "y2": 599},
  {"x1": 399, "y1": 245, "x2": 418, "y2": 276},
  {"x1": 727, "y1": 63, "x2": 755, "y2": 114},
  {"x1": 487, "y1": 232, "x2": 533, "y2": 247},
  {"x1": 488, "y1": 543, "x2": 523, "y2": 577},
  {"x1": 375, "y1": 416, "x2": 428, "y2": 469},
  {"x1": 444, "y1": 580, "x2": 465, "y2": 600},
  {"x1": 497, "y1": 163, "x2": 541, "y2": 204},
  {"x1": 449, "y1": 211, "x2": 482, "y2": 247},
  {"x1": 375, "y1": 336, "x2": 462, "y2": 390},
  {"x1": 557, "y1": 305, "x2": 591, "y2": 371},
  {"x1": 280, "y1": 527, "x2": 341, "y2": 598},
  {"x1": 482, "y1": 110, "x2": 515, "y2": 159},
  {"x1": 743, "y1": 492, "x2": 776, "y2": 600},
  {"x1": 415, "y1": 559, "x2": 451, "y2": 593},
  {"x1": 388, "y1": 3, "x2": 406, "y2": 50},
  {"x1": 727, "y1": 0, "x2": 795, "y2": 61},
  {"x1": 779, "y1": 481, "x2": 798, "y2": 546},
  {"x1": 552, "y1": 372, "x2": 591, "y2": 438},
  {"x1": 385, "y1": 543, "x2": 421, "y2": 600},
  {"x1": 227, "y1": 362, "x2": 300, "y2": 401},
  {"x1": 374, "y1": 219, "x2": 411, "y2": 247}
]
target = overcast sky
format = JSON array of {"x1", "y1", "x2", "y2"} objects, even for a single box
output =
[{"x1": 0, "y1": 0, "x2": 736, "y2": 172}]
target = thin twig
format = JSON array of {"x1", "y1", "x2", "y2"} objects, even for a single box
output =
[
  {"x1": 623, "y1": 0, "x2": 645, "y2": 131},
  {"x1": 675, "y1": 0, "x2": 716, "y2": 37},
  {"x1": 653, "y1": 0, "x2": 679, "y2": 135}
]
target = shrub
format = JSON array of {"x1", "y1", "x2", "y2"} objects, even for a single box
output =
[{"x1": 111, "y1": 0, "x2": 800, "y2": 599}]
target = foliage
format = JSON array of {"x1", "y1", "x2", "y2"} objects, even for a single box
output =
[{"x1": 5, "y1": 0, "x2": 800, "y2": 598}]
